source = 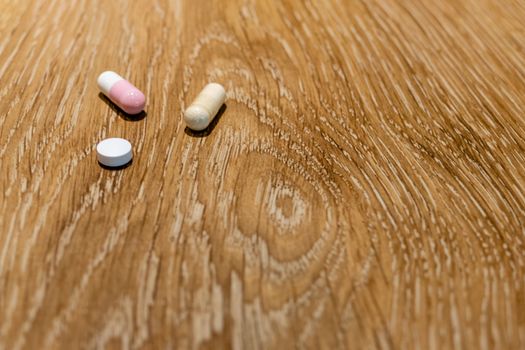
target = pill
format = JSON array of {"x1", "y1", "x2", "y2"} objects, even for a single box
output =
[
  {"x1": 96, "y1": 138, "x2": 132, "y2": 167},
  {"x1": 97, "y1": 71, "x2": 146, "y2": 115},
  {"x1": 184, "y1": 83, "x2": 226, "y2": 131}
]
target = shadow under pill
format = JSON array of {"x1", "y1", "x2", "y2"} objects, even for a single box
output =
[
  {"x1": 184, "y1": 104, "x2": 227, "y2": 138},
  {"x1": 98, "y1": 159, "x2": 133, "y2": 171},
  {"x1": 98, "y1": 93, "x2": 147, "y2": 121}
]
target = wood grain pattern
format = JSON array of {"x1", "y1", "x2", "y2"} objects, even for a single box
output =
[{"x1": 1, "y1": 0, "x2": 525, "y2": 349}]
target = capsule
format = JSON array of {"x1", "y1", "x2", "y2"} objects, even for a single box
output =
[
  {"x1": 97, "y1": 71, "x2": 146, "y2": 115},
  {"x1": 184, "y1": 83, "x2": 226, "y2": 131}
]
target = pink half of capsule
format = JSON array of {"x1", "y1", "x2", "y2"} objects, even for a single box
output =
[{"x1": 97, "y1": 71, "x2": 146, "y2": 115}]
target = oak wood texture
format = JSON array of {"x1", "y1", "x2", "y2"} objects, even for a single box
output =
[{"x1": 1, "y1": 0, "x2": 525, "y2": 349}]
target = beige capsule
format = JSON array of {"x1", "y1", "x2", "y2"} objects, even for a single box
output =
[{"x1": 184, "y1": 83, "x2": 226, "y2": 131}]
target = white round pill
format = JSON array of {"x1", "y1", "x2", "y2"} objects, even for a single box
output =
[{"x1": 96, "y1": 138, "x2": 132, "y2": 167}]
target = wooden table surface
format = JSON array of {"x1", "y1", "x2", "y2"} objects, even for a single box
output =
[{"x1": 1, "y1": 0, "x2": 525, "y2": 349}]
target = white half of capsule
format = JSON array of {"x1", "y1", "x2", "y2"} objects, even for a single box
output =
[
  {"x1": 96, "y1": 138, "x2": 132, "y2": 167},
  {"x1": 97, "y1": 71, "x2": 123, "y2": 95},
  {"x1": 184, "y1": 83, "x2": 226, "y2": 131}
]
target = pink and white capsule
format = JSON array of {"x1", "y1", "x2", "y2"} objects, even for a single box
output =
[{"x1": 97, "y1": 71, "x2": 145, "y2": 115}]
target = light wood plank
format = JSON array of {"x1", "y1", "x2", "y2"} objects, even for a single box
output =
[{"x1": 1, "y1": 0, "x2": 525, "y2": 348}]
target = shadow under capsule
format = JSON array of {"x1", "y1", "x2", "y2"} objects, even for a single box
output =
[
  {"x1": 98, "y1": 93, "x2": 147, "y2": 121},
  {"x1": 184, "y1": 104, "x2": 227, "y2": 138}
]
